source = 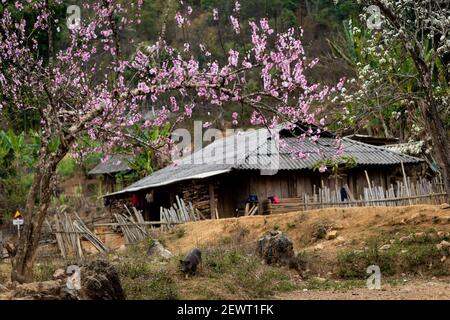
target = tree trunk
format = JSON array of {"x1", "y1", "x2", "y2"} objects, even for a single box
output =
[
  {"x1": 11, "y1": 147, "x2": 68, "y2": 283},
  {"x1": 419, "y1": 100, "x2": 450, "y2": 201}
]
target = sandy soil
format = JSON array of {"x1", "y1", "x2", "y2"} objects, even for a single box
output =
[{"x1": 276, "y1": 278, "x2": 450, "y2": 300}]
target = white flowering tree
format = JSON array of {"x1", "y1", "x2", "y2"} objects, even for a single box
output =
[{"x1": 351, "y1": 0, "x2": 450, "y2": 196}]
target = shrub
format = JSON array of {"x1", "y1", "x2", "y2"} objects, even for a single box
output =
[
  {"x1": 337, "y1": 244, "x2": 396, "y2": 279},
  {"x1": 118, "y1": 260, "x2": 151, "y2": 279},
  {"x1": 33, "y1": 261, "x2": 57, "y2": 282},
  {"x1": 337, "y1": 236, "x2": 448, "y2": 279},
  {"x1": 203, "y1": 248, "x2": 297, "y2": 298},
  {"x1": 175, "y1": 227, "x2": 186, "y2": 239},
  {"x1": 122, "y1": 269, "x2": 179, "y2": 300}
]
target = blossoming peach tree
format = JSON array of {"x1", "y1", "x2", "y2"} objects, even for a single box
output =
[{"x1": 0, "y1": 0, "x2": 343, "y2": 282}]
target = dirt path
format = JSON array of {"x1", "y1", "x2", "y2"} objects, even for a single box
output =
[{"x1": 276, "y1": 278, "x2": 450, "y2": 300}]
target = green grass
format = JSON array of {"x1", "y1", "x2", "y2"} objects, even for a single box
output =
[
  {"x1": 337, "y1": 233, "x2": 449, "y2": 279},
  {"x1": 121, "y1": 268, "x2": 179, "y2": 300},
  {"x1": 175, "y1": 227, "x2": 186, "y2": 239},
  {"x1": 304, "y1": 278, "x2": 366, "y2": 291},
  {"x1": 115, "y1": 243, "x2": 299, "y2": 300},
  {"x1": 33, "y1": 261, "x2": 58, "y2": 282}
]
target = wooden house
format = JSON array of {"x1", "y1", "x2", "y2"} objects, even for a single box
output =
[
  {"x1": 105, "y1": 126, "x2": 429, "y2": 220},
  {"x1": 89, "y1": 155, "x2": 134, "y2": 193}
]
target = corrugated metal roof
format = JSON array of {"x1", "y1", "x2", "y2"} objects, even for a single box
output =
[
  {"x1": 107, "y1": 129, "x2": 423, "y2": 196},
  {"x1": 108, "y1": 164, "x2": 232, "y2": 196},
  {"x1": 89, "y1": 155, "x2": 133, "y2": 175},
  {"x1": 381, "y1": 141, "x2": 424, "y2": 155},
  {"x1": 240, "y1": 137, "x2": 423, "y2": 170},
  {"x1": 176, "y1": 127, "x2": 275, "y2": 165}
]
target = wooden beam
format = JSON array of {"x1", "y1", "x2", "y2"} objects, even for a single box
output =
[
  {"x1": 209, "y1": 183, "x2": 216, "y2": 219},
  {"x1": 93, "y1": 221, "x2": 181, "y2": 227}
]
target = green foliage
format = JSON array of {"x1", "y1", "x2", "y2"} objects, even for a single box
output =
[
  {"x1": 33, "y1": 261, "x2": 57, "y2": 282},
  {"x1": 311, "y1": 156, "x2": 357, "y2": 177},
  {"x1": 0, "y1": 130, "x2": 39, "y2": 214},
  {"x1": 337, "y1": 245, "x2": 396, "y2": 279},
  {"x1": 204, "y1": 248, "x2": 297, "y2": 298},
  {"x1": 118, "y1": 260, "x2": 152, "y2": 280},
  {"x1": 337, "y1": 235, "x2": 448, "y2": 279},
  {"x1": 116, "y1": 247, "x2": 180, "y2": 300},
  {"x1": 57, "y1": 156, "x2": 76, "y2": 178},
  {"x1": 175, "y1": 227, "x2": 186, "y2": 239},
  {"x1": 305, "y1": 278, "x2": 365, "y2": 291}
]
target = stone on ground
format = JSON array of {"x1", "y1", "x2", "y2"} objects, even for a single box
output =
[{"x1": 256, "y1": 231, "x2": 294, "y2": 266}]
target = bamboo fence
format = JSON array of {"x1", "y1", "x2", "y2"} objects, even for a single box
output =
[
  {"x1": 265, "y1": 176, "x2": 447, "y2": 214},
  {"x1": 51, "y1": 212, "x2": 108, "y2": 261}
]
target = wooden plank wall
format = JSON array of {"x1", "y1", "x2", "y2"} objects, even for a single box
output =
[{"x1": 216, "y1": 168, "x2": 396, "y2": 218}]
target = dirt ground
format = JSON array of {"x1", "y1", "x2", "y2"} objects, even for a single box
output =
[
  {"x1": 276, "y1": 278, "x2": 450, "y2": 300},
  {"x1": 161, "y1": 204, "x2": 450, "y2": 257},
  {"x1": 1, "y1": 204, "x2": 449, "y2": 300}
]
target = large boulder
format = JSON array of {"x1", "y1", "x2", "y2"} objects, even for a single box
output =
[
  {"x1": 0, "y1": 259, "x2": 125, "y2": 300},
  {"x1": 256, "y1": 231, "x2": 295, "y2": 266},
  {"x1": 78, "y1": 259, "x2": 125, "y2": 300}
]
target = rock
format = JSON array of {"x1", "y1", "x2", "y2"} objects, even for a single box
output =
[
  {"x1": 147, "y1": 240, "x2": 173, "y2": 259},
  {"x1": 379, "y1": 244, "x2": 391, "y2": 251},
  {"x1": 13, "y1": 280, "x2": 66, "y2": 300},
  {"x1": 436, "y1": 240, "x2": 450, "y2": 250},
  {"x1": 332, "y1": 224, "x2": 344, "y2": 230},
  {"x1": 435, "y1": 216, "x2": 450, "y2": 224},
  {"x1": 313, "y1": 277, "x2": 327, "y2": 283},
  {"x1": 325, "y1": 230, "x2": 338, "y2": 240},
  {"x1": 116, "y1": 245, "x2": 127, "y2": 253},
  {"x1": 441, "y1": 256, "x2": 447, "y2": 262},
  {"x1": 399, "y1": 235, "x2": 413, "y2": 243},
  {"x1": 9, "y1": 260, "x2": 126, "y2": 300},
  {"x1": 314, "y1": 243, "x2": 324, "y2": 251},
  {"x1": 52, "y1": 269, "x2": 66, "y2": 280},
  {"x1": 414, "y1": 232, "x2": 426, "y2": 239},
  {"x1": 256, "y1": 231, "x2": 295, "y2": 266},
  {"x1": 440, "y1": 203, "x2": 450, "y2": 210},
  {"x1": 78, "y1": 259, "x2": 125, "y2": 300},
  {"x1": 335, "y1": 236, "x2": 346, "y2": 245},
  {"x1": 437, "y1": 231, "x2": 446, "y2": 238}
]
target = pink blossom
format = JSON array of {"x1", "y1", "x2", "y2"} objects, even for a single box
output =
[
  {"x1": 230, "y1": 15, "x2": 240, "y2": 34},
  {"x1": 228, "y1": 49, "x2": 239, "y2": 67}
]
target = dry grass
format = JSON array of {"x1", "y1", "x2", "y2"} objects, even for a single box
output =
[
  {"x1": 1, "y1": 205, "x2": 449, "y2": 300},
  {"x1": 114, "y1": 242, "x2": 300, "y2": 300},
  {"x1": 161, "y1": 205, "x2": 450, "y2": 257}
]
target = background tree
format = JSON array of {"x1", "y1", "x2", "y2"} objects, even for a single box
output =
[{"x1": 353, "y1": 0, "x2": 450, "y2": 198}]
